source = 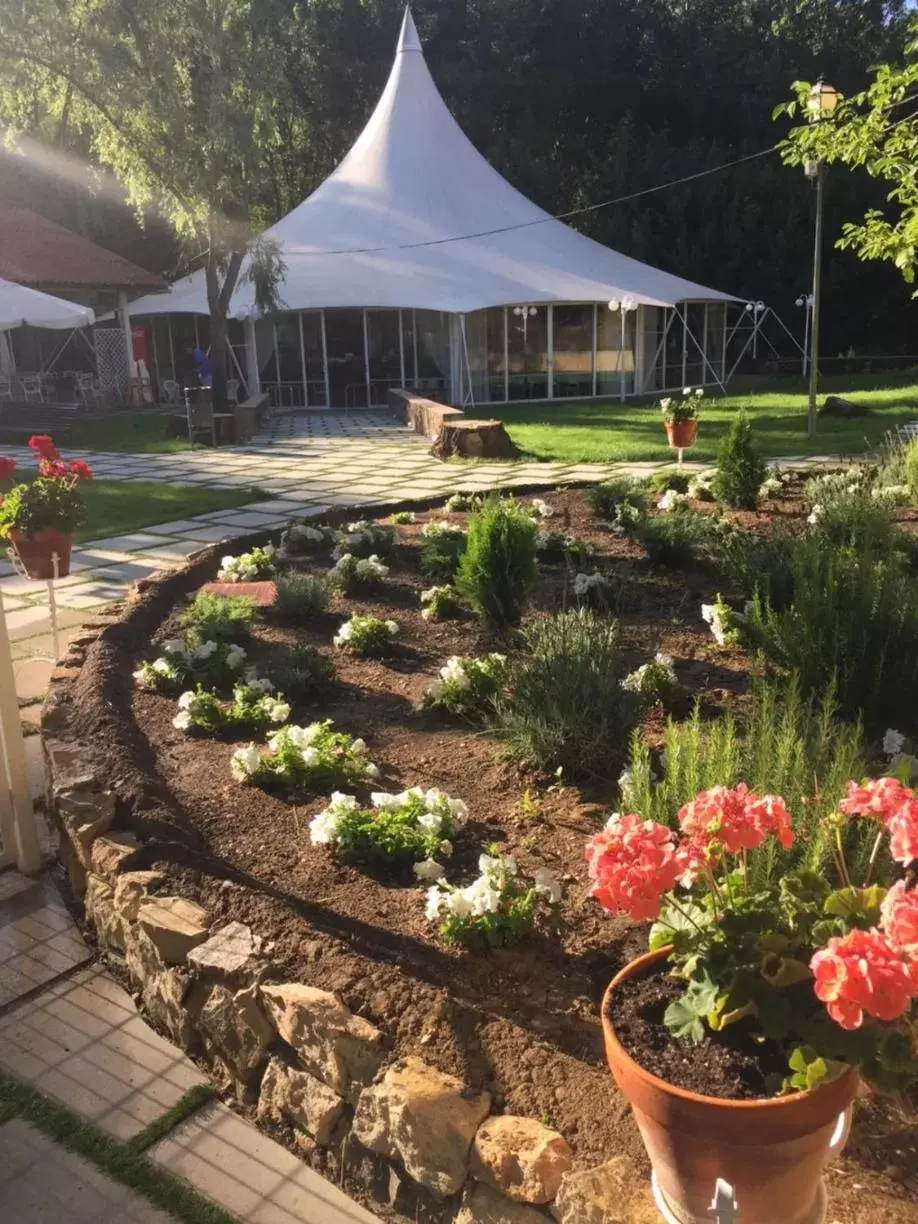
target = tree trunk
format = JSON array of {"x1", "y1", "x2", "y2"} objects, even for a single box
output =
[{"x1": 203, "y1": 234, "x2": 244, "y2": 417}]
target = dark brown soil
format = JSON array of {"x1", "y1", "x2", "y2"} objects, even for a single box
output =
[
  {"x1": 607, "y1": 959, "x2": 788, "y2": 1100},
  {"x1": 65, "y1": 477, "x2": 918, "y2": 1209}
]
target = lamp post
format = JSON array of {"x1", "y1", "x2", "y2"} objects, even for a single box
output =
[
  {"x1": 744, "y1": 301, "x2": 766, "y2": 360},
  {"x1": 608, "y1": 295, "x2": 638, "y2": 401},
  {"x1": 804, "y1": 78, "x2": 838, "y2": 437},
  {"x1": 795, "y1": 293, "x2": 814, "y2": 378}
]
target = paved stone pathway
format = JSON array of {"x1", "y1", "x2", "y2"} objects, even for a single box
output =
[{"x1": 0, "y1": 866, "x2": 377, "y2": 1223}]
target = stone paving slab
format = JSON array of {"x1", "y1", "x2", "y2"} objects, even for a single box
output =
[
  {"x1": 0, "y1": 876, "x2": 91, "y2": 1009},
  {"x1": 0, "y1": 1119, "x2": 176, "y2": 1224},
  {"x1": 151, "y1": 1099, "x2": 379, "y2": 1224},
  {"x1": 0, "y1": 965, "x2": 207, "y2": 1142}
]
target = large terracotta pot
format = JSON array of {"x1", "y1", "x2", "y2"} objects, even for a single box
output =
[
  {"x1": 665, "y1": 419, "x2": 698, "y2": 449},
  {"x1": 7, "y1": 527, "x2": 73, "y2": 580},
  {"x1": 602, "y1": 948, "x2": 857, "y2": 1224}
]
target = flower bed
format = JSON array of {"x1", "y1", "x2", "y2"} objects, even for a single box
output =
[{"x1": 42, "y1": 477, "x2": 918, "y2": 1222}]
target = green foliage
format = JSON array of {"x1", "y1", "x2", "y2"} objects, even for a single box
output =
[
  {"x1": 428, "y1": 853, "x2": 559, "y2": 951},
  {"x1": 339, "y1": 520, "x2": 396, "y2": 560},
  {"x1": 643, "y1": 470, "x2": 691, "y2": 495},
  {"x1": 331, "y1": 552, "x2": 389, "y2": 594},
  {"x1": 621, "y1": 653, "x2": 685, "y2": 712},
  {"x1": 623, "y1": 678, "x2": 875, "y2": 887},
  {"x1": 333, "y1": 614, "x2": 399, "y2": 657},
  {"x1": 747, "y1": 538, "x2": 918, "y2": 724},
  {"x1": 804, "y1": 469, "x2": 903, "y2": 555},
  {"x1": 268, "y1": 643, "x2": 334, "y2": 700},
  {"x1": 273, "y1": 571, "x2": 332, "y2": 621},
  {"x1": 713, "y1": 411, "x2": 766, "y2": 510},
  {"x1": 233, "y1": 720, "x2": 374, "y2": 795},
  {"x1": 0, "y1": 474, "x2": 87, "y2": 536},
  {"x1": 632, "y1": 509, "x2": 719, "y2": 569},
  {"x1": 280, "y1": 522, "x2": 336, "y2": 554},
  {"x1": 664, "y1": 974, "x2": 718, "y2": 1045},
  {"x1": 587, "y1": 479, "x2": 649, "y2": 521},
  {"x1": 182, "y1": 592, "x2": 257, "y2": 643},
  {"x1": 535, "y1": 530, "x2": 590, "y2": 566},
  {"x1": 421, "y1": 653, "x2": 508, "y2": 721},
  {"x1": 420, "y1": 585, "x2": 464, "y2": 621},
  {"x1": 456, "y1": 496, "x2": 538, "y2": 630},
  {"x1": 173, "y1": 683, "x2": 289, "y2": 735},
  {"x1": 318, "y1": 789, "x2": 466, "y2": 871},
  {"x1": 499, "y1": 609, "x2": 640, "y2": 775},
  {"x1": 419, "y1": 523, "x2": 468, "y2": 579}
]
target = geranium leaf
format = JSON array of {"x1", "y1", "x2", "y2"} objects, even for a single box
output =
[
  {"x1": 824, "y1": 885, "x2": 886, "y2": 924},
  {"x1": 649, "y1": 902, "x2": 709, "y2": 952},
  {"x1": 664, "y1": 974, "x2": 718, "y2": 1045}
]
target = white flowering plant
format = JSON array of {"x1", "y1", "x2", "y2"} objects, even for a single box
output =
[
  {"x1": 658, "y1": 488, "x2": 690, "y2": 513},
  {"x1": 172, "y1": 682, "x2": 290, "y2": 734},
  {"x1": 444, "y1": 492, "x2": 479, "y2": 513},
  {"x1": 333, "y1": 614, "x2": 399, "y2": 657},
  {"x1": 231, "y1": 720, "x2": 379, "y2": 793},
  {"x1": 572, "y1": 570, "x2": 612, "y2": 609},
  {"x1": 420, "y1": 585, "x2": 463, "y2": 621},
  {"x1": 425, "y1": 851, "x2": 562, "y2": 950},
  {"x1": 882, "y1": 728, "x2": 918, "y2": 784},
  {"x1": 309, "y1": 787, "x2": 469, "y2": 872},
  {"x1": 687, "y1": 474, "x2": 715, "y2": 502},
  {"x1": 335, "y1": 520, "x2": 396, "y2": 561},
  {"x1": 701, "y1": 595, "x2": 747, "y2": 648},
  {"x1": 421, "y1": 653, "x2": 508, "y2": 719},
  {"x1": 389, "y1": 510, "x2": 416, "y2": 524},
  {"x1": 420, "y1": 520, "x2": 468, "y2": 579},
  {"x1": 281, "y1": 522, "x2": 337, "y2": 555},
  {"x1": 217, "y1": 545, "x2": 276, "y2": 582},
  {"x1": 331, "y1": 552, "x2": 389, "y2": 594},
  {"x1": 659, "y1": 387, "x2": 703, "y2": 425},
  {"x1": 758, "y1": 471, "x2": 784, "y2": 501},
  {"x1": 536, "y1": 530, "x2": 590, "y2": 565},
  {"x1": 527, "y1": 497, "x2": 555, "y2": 519},
  {"x1": 133, "y1": 636, "x2": 249, "y2": 694},
  {"x1": 622, "y1": 652, "x2": 683, "y2": 709}
]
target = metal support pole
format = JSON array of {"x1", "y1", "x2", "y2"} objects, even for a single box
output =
[
  {"x1": 298, "y1": 311, "x2": 308, "y2": 407},
  {"x1": 362, "y1": 309, "x2": 371, "y2": 407},
  {"x1": 547, "y1": 304, "x2": 554, "y2": 401},
  {"x1": 117, "y1": 289, "x2": 135, "y2": 384},
  {"x1": 591, "y1": 303, "x2": 598, "y2": 398},
  {"x1": 398, "y1": 310, "x2": 406, "y2": 389},
  {"x1": 320, "y1": 311, "x2": 331, "y2": 407},
  {"x1": 243, "y1": 316, "x2": 261, "y2": 397},
  {"x1": 808, "y1": 162, "x2": 825, "y2": 437}
]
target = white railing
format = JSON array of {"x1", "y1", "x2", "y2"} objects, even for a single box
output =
[{"x1": 0, "y1": 581, "x2": 41, "y2": 873}]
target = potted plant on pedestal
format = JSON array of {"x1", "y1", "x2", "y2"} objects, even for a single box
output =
[
  {"x1": 0, "y1": 435, "x2": 93, "y2": 579},
  {"x1": 661, "y1": 387, "x2": 703, "y2": 451},
  {"x1": 586, "y1": 778, "x2": 918, "y2": 1224}
]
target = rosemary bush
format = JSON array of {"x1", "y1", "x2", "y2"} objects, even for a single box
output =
[
  {"x1": 456, "y1": 496, "x2": 538, "y2": 631},
  {"x1": 274, "y1": 572, "x2": 332, "y2": 621},
  {"x1": 181, "y1": 592, "x2": 257, "y2": 642}
]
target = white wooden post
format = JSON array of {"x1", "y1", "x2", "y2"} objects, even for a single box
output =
[
  {"x1": 0, "y1": 589, "x2": 40, "y2": 873},
  {"x1": 710, "y1": 1178, "x2": 739, "y2": 1223}
]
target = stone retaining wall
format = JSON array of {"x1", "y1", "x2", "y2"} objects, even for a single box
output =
[
  {"x1": 389, "y1": 388, "x2": 464, "y2": 441},
  {"x1": 40, "y1": 531, "x2": 651, "y2": 1224}
]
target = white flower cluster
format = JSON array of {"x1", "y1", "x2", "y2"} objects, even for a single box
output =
[
  {"x1": 420, "y1": 521, "x2": 465, "y2": 539},
  {"x1": 420, "y1": 585, "x2": 460, "y2": 620},
  {"x1": 425, "y1": 854, "x2": 561, "y2": 921},
  {"x1": 444, "y1": 492, "x2": 476, "y2": 512},
  {"x1": 424, "y1": 653, "x2": 506, "y2": 708},
  {"x1": 701, "y1": 598, "x2": 745, "y2": 647},
  {"x1": 622, "y1": 652, "x2": 676, "y2": 694},
  {"x1": 334, "y1": 615, "x2": 399, "y2": 649},
  {"x1": 882, "y1": 727, "x2": 918, "y2": 781},
  {"x1": 530, "y1": 497, "x2": 555, "y2": 519},
  {"x1": 231, "y1": 721, "x2": 379, "y2": 785},
  {"x1": 873, "y1": 484, "x2": 910, "y2": 505},
  {"x1": 332, "y1": 519, "x2": 395, "y2": 560},
  {"x1": 281, "y1": 522, "x2": 335, "y2": 553},
  {"x1": 332, "y1": 552, "x2": 389, "y2": 583},
  {"x1": 807, "y1": 504, "x2": 824, "y2": 526},
  {"x1": 572, "y1": 570, "x2": 609, "y2": 599},
  {"x1": 658, "y1": 489, "x2": 689, "y2": 513},
  {"x1": 230, "y1": 743, "x2": 262, "y2": 781},
  {"x1": 173, "y1": 690, "x2": 206, "y2": 731},
  {"x1": 217, "y1": 544, "x2": 276, "y2": 582},
  {"x1": 688, "y1": 474, "x2": 714, "y2": 501},
  {"x1": 758, "y1": 473, "x2": 783, "y2": 499},
  {"x1": 133, "y1": 637, "x2": 247, "y2": 690},
  {"x1": 610, "y1": 500, "x2": 642, "y2": 536},
  {"x1": 426, "y1": 656, "x2": 472, "y2": 700}
]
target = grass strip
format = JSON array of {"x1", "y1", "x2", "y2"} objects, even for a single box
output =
[
  {"x1": 126, "y1": 1083, "x2": 216, "y2": 1155},
  {"x1": 0, "y1": 1072, "x2": 237, "y2": 1224}
]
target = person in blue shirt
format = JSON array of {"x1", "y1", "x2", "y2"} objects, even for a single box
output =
[{"x1": 190, "y1": 347, "x2": 213, "y2": 387}]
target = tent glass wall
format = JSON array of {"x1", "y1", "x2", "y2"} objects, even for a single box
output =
[
  {"x1": 275, "y1": 313, "x2": 305, "y2": 408},
  {"x1": 553, "y1": 305, "x2": 594, "y2": 399},
  {"x1": 367, "y1": 310, "x2": 402, "y2": 405},
  {"x1": 507, "y1": 305, "x2": 548, "y2": 401},
  {"x1": 596, "y1": 307, "x2": 636, "y2": 397}
]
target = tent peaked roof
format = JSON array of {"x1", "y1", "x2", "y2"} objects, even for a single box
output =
[{"x1": 131, "y1": 8, "x2": 735, "y2": 319}]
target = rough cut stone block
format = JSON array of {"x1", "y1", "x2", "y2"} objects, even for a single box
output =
[
  {"x1": 124, "y1": 925, "x2": 198, "y2": 1052},
  {"x1": 352, "y1": 1056, "x2": 491, "y2": 1198},
  {"x1": 90, "y1": 833, "x2": 139, "y2": 880},
  {"x1": 456, "y1": 1181, "x2": 550, "y2": 1224},
  {"x1": 259, "y1": 982, "x2": 385, "y2": 1102},
  {"x1": 257, "y1": 1056, "x2": 344, "y2": 1145},
  {"x1": 57, "y1": 788, "x2": 117, "y2": 868},
  {"x1": 471, "y1": 1115, "x2": 573, "y2": 1204},
  {"x1": 84, "y1": 873, "x2": 124, "y2": 952},
  {"x1": 550, "y1": 1157, "x2": 659, "y2": 1224},
  {"x1": 113, "y1": 871, "x2": 165, "y2": 925},
  {"x1": 187, "y1": 922, "x2": 262, "y2": 980},
  {"x1": 137, "y1": 896, "x2": 209, "y2": 965},
  {"x1": 188, "y1": 981, "x2": 273, "y2": 1099}
]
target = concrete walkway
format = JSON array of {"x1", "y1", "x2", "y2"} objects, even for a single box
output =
[{"x1": 0, "y1": 866, "x2": 378, "y2": 1224}]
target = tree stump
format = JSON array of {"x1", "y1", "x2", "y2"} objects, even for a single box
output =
[{"x1": 430, "y1": 418, "x2": 520, "y2": 460}]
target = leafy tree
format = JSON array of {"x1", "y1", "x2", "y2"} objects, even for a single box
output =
[
  {"x1": 0, "y1": 0, "x2": 298, "y2": 407},
  {"x1": 778, "y1": 22, "x2": 918, "y2": 291}
]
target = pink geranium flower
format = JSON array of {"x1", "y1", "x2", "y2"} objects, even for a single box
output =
[
  {"x1": 811, "y1": 928, "x2": 915, "y2": 1030},
  {"x1": 881, "y1": 881, "x2": 918, "y2": 958},
  {"x1": 585, "y1": 813, "x2": 680, "y2": 921}
]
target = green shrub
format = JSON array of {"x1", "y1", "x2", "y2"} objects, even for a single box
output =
[
  {"x1": 622, "y1": 678, "x2": 874, "y2": 886},
  {"x1": 747, "y1": 537, "x2": 918, "y2": 724},
  {"x1": 172, "y1": 683, "x2": 290, "y2": 735},
  {"x1": 456, "y1": 496, "x2": 538, "y2": 630},
  {"x1": 337, "y1": 519, "x2": 396, "y2": 560},
  {"x1": 804, "y1": 470, "x2": 901, "y2": 556},
  {"x1": 310, "y1": 788, "x2": 467, "y2": 872},
  {"x1": 182, "y1": 591, "x2": 257, "y2": 642},
  {"x1": 231, "y1": 720, "x2": 377, "y2": 795},
  {"x1": 280, "y1": 522, "x2": 336, "y2": 554},
  {"x1": 632, "y1": 509, "x2": 717, "y2": 569},
  {"x1": 643, "y1": 470, "x2": 690, "y2": 495},
  {"x1": 274, "y1": 572, "x2": 332, "y2": 621},
  {"x1": 587, "y1": 479, "x2": 648, "y2": 521},
  {"x1": 333, "y1": 614, "x2": 399, "y2": 657},
  {"x1": 420, "y1": 653, "x2": 508, "y2": 721},
  {"x1": 536, "y1": 530, "x2": 590, "y2": 565},
  {"x1": 420, "y1": 522, "x2": 467, "y2": 579},
  {"x1": 621, "y1": 652, "x2": 685, "y2": 711},
  {"x1": 498, "y1": 609, "x2": 640, "y2": 774},
  {"x1": 713, "y1": 410, "x2": 765, "y2": 510},
  {"x1": 420, "y1": 585, "x2": 463, "y2": 620},
  {"x1": 270, "y1": 643, "x2": 335, "y2": 700},
  {"x1": 331, "y1": 552, "x2": 389, "y2": 594}
]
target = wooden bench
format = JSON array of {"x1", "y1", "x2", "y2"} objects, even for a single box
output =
[{"x1": 0, "y1": 400, "x2": 80, "y2": 445}]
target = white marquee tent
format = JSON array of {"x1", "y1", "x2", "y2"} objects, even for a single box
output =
[{"x1": 131, "y1": 7, "x2": 739, "y2": 409}]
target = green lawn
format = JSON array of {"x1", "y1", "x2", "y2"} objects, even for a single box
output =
[
  {"x1": 489, "y1": 372, "x2": 918, "y2": 464},
  {"x1": 75, "y1": 480, "x2": 263, "y2": 542},
  {"x1": 70, "y1": 413, "x2": 192, "y2": 454}
]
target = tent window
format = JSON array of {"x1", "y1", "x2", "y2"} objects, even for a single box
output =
[
  {"x1": 301, "y1": 312, "x2": 327, "y2": 405},
  {"x1": 275, "y1": 313, "x2": 305, "y2": 407},
  {"x1": 402, "y1": 311, "x2": 417, "y2": 385},
  {"x1": 414, "y1": 311, "x2": 449, "y2": 398},
  {"x1": 596, "y1": 307, "x2": 635, "y2": 397},
  {"x1": 325, "y1": 309, "x2": 367, "y2": 408},
  {"x1": 481, "y1": 308, "x2": 506, "y2": 402},
  {"x1": 366, "y1": 310, "x2": 402, "y2": 406},
  {"x1": 553, "y1": 305, "x2": 594, "y2": 399},
  {"x1": 507, "y1": 305, "x2": 548, "y2": 401}
]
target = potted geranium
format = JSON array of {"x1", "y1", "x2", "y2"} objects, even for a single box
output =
[
  {"x1": 586, "y1": 777, "x2": 918, "y2": 1224},
  {"x1": 660, "y1": 387, "x2": 703, "y2": 450},
  {"x1": 0, "y1": 435, "x2": 92, "y2": 578}
]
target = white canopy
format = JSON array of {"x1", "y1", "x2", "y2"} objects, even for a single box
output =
[
  {"x1": 0, "y1": 278, "x2": 94, "y2": 330},
  {"x1": 131, "y1": 8, "x2": 735, "y2": 319}
]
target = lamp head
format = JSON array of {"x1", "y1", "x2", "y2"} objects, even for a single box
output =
[{"x1": 807, "y1": 79, "x2": 838, "y2": 120}]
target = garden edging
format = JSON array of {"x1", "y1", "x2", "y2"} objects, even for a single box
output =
[{"x1": 39, "y1": 500, "x2": 655, "y2": 1224}]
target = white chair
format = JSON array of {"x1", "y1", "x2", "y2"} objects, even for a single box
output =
[
  {"x1": 20, "y1": 375, "x2": 43, "y2": 402},
  {"x1": 226, "y1": 378, "x2": 240, "y2": 406},
  {"x1": 161, "y1": 378, "x2": 182, "y2": 405}
]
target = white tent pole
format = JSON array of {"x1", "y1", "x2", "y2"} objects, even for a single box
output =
[
  {"x1": 725, "y1": 320, "x2": 763, "y2": 384},
  {"x1": 591, "y1": 304, "x2": 598, "y2": 398},
  {"x1": 619, "y1": 308, "x2": 625, "y2": 403},
  {"x1": 766, "y1": 307, "x2": 806, "y2": 357},
  {"x1": 680, "y1": 309, "x2": 688, "y2": 387},
  {"x1": 118, "y1": 290, "x2": 136, "y2": 383},
  {"x1": 398, "y1": 311, "x2": 406, "y2": 388},
  {"x1": 298, "y1": 312, "x2": 308, "y2": 407},
  {"x1": 0, "y1": 589, "x2": 40, "y2": 873},
  {"x1": 547, "y1": 305, "x2": 554, "y2": 400},
  {"x1": 721, "y1": 306, "x2": 729, "y2": 384},
  {"x1": 503, "y1": 308, "x2": 509, "y2": 401},
  {"x1": 320, "y1": 311, "x2": 331, "y2": 407},
  {"x1": 646, "y1": 308, "x2": 676, "y2": 393},
  {"x1": 167, "y1": 317, "x2": 176, "y2": 382},
  {"x1": 675, "y1": 305, "x2": 726, "y2": 392},
  {"x1": 412, "y1": 310, "x2": 419, "y2": 386},
  {"x1": 362, "y1": 309, "x2": 371, "y2": 406},
  {"x1": 244, "y1": 317, "x2": 260, "y2": 396},
  {"x1": 460, "y1": 313, "x2": 475, "y2": 410}
]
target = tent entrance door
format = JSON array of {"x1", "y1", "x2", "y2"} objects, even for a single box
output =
[{"x1": 325, "y1": 310, "x2": 367, "y2": 408}]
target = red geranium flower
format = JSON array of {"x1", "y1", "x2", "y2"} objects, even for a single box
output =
[
  {"x1": 68, "y1": 459, "x2": 94, "y2": 481},
  {"x1": 585, "y1": 813, "x2": 681, "y2": 921},
  {"x1": 0, "y1": 456, "x2": 15, "y2": 479},
  {"x1": 811, "y1": 928, "x2": 916, "y2": 1030},
  {"x1": 28, "y1": 434, "x2": 59, "y2": 459}
]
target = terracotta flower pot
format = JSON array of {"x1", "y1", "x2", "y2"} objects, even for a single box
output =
[
  {"x1": 602, "y1": 948, "x2": 857, "y2": 1224},
  {"x1": 665, "y1": 419, "x2": 698, "y2": 449},
  {"x1": 7, "y1": 527, "x2": 73, "y2": 580}
]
